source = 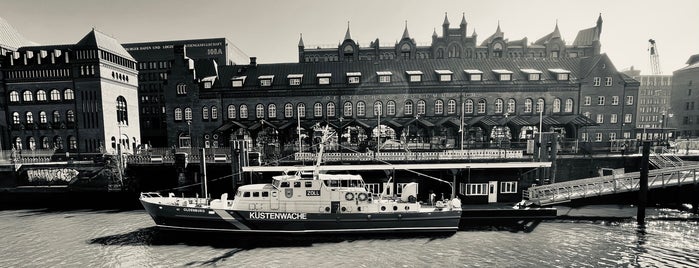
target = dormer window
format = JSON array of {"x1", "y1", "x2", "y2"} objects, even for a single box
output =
[
  {"x1": 347, "y1": 72, "x2": 361, "y2": 84},
  {"x1": 288, "y1": 74, "x2": 303, "y2": 86},
  {"x1": 406, "y1": 71, "x2": 423, "y2": 82},
  {"x1": 464, "y1": 69, "x2": 483, "y2": 81},
  {"x1": 204, "y1": 82, "x2": 212, "y2": 89},
  {"x1": 435, "y1": 70, "x2": 453, "y2": 82},
  {"x1": 317, "y1": 73, "x2": 331, "y2": 85},
  {"x1": 377, "y1": 71, "x2": 392, "y2": 83},
  {"x1": 202, "y1": 76, "x2": 216, "y2": 89},
  {"x1": 258, "y1": 75, "x2": 274, "y2": 87},
  {"x1": 231, "y1": 76, "x2": 246, "y2": 87},
  {"x1": 548, "y1": 69, "x2": 571, "y2": 81},
  {"x1": 521, "y1": 69, "x2": 542, "y2": 81},
  {"x1": 493, "y1": 69, "x2": 513, "y2": 81}
]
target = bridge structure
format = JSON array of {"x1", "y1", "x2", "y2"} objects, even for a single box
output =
[{"x1": 524, "y1": 151, "x2": 699, "y2": 206}]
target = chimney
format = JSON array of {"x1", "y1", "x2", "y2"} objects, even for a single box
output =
[{"x1": 250, "y1": 57, "x2": 257, "y2": 67}]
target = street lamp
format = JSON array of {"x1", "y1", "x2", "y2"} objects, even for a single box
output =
[
  {"x1": 186, "y1": 120, "x2": 192, "y2": 152},
  {"x1": 117, "y1": 120, "x2": 126, "y2": 188}
]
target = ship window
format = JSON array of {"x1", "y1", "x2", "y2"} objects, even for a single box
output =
[
  {"x1": 330, "y1": 180, "x2": 339, "y2": 187},
  {"x1": 262, "y1": 192, "x2": 269, "y2": 197},
  {"x1": 341, "y1": 180, "x2": 349, "y2": 187},
  {"x1": 243, "y1": 192, "x2": 251, "y2": 197},
  {"x1": 253, "y1": 192, "x2": 260, "y2": 197},
  {"x1": 305, "y1": 181, "x2": 313, "y2": 187},
  {"x1": 280, "y1": 181, "x2": 290, "y2": 188},
  {"x1": 294, "y1": 181, "x2": 301, "y2": 188}
]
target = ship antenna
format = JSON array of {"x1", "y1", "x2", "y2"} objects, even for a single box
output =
[{"x1": 313, "y1": 124, "x2": 333, "y2": 179}]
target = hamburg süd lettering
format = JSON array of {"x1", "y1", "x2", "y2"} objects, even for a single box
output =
[{"x1": 249, "y1": 212, "x2": 307, "y2": 220}]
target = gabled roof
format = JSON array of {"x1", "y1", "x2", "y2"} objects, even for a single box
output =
[
  {"x1": 481, "y1": 23, "x2": 504, "y2": 46},
  {"x1": 534, "y1": 23, "x2": 562, "y2": 45},
  {"x1": 0, "y1": 16, "x2": 34, "y2": 50},
  {"x1": 76, "y1": 29, "x2": 135, "y2": 61}
]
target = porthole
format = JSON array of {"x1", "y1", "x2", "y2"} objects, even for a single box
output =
[
  {"x1": 381, "y1": 206, "x2": 386, "y2": 211},
  {"x1": 393, "y1": 206, "x2": 398, "y2": 211}
]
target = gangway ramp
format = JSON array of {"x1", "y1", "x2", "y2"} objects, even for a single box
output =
[{"x1": 525, "y1": 164, "x2": 699, "y2": 206}]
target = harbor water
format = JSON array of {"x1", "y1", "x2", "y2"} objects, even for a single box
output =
[{"x1": 1, "y1": 208, "x2": 699, "y2": 267}]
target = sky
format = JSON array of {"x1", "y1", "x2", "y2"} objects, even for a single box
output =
[{"x1": 1, "y1": 0, "x2": 698, "y2": 75}]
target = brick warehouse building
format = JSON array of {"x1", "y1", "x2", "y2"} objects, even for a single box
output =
[
  {"x1": 161, "y1": 14, "x2": 638, "y2": 157},
  {"x1": 671, "y1": 54, "x2": 699, "y2": 138},
  {"x1": 0, "y1": 29, "x2": 140, "y2": 155},
  {"x1": 122, "y1": 38, "x2": 248, "y2": 147}
]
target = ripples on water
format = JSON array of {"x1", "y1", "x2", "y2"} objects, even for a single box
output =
[{"x1": 1, "y1": 208, "x2": 699, "y2": 267}]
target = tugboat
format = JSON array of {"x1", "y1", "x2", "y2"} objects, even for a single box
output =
[{"x1": 140, "y1": 127, "x2": 462, "y2": 234}]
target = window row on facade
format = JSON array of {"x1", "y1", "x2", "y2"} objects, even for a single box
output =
[
  {"x1": 10, "y1": 110, "x2": 76, "y2": 125},
  {"x1": 229, "y1": 68, "x2": 572, "y2": 88},
  {"x1": 582, "y1": 95, "x2": 633, "y2": 106},
  {"x1": 581, "y1": 132, "x2": 632, "y2": 142},
  {"x1": 12, "y1": 135, "x2": 77, "y2": 151},
  {"x1": 8, "y1": 88, "x2": 75, "y2": 103},
  {"x1": 173, "y1": 97, "x2": 579, "y2": 122}
]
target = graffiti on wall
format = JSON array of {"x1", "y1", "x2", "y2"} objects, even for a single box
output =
[{"x1": 26, "y1": 169, "x2": 79, "y2": 183}]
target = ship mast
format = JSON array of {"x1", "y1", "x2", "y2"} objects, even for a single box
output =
[{"x1": 313, "y1": 125, "x2": 333, "y2": 179}]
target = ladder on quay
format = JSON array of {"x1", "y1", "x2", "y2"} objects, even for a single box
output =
[{"x1": 524, "y1": 164, "x2": 699, "y2": 206}]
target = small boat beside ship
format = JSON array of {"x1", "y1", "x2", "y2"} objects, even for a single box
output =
[{"x1": 140, "y1": 127, "x2": 462, "y2": 234}]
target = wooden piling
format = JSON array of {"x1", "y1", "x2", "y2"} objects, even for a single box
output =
[{"x1": 638, "y1": 141, "x2": 650, "y2": 225}]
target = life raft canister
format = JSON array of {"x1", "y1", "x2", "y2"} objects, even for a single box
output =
[
  {"x1": 357, "y1": 193, "x2": 368, "y2": 201},
  {"x1": 345, "y1": 192, "x2": 355, "y2": 201}
]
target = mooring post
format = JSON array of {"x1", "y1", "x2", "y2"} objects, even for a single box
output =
[{"x1": 638, "y1": 141, "x2": 650, "y2": 226}]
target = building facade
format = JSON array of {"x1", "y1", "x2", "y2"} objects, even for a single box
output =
[
  {"x1": 671, "y1": 54, "x2": 699, "y2": 138},
  {"x1": 299, "y1": 13, "x2": 602, "y2": 63},
  {"x1": 622, "y1": 67, "x2": 673, "y2": 141},
  {"x1": 122, "y1": 38, "x2": 246, "y2": 147},
  {"x1": 0, "y1": 29, "x2": 140, "y2": 156}
]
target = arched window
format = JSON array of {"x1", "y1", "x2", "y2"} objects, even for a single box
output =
[
  {"x1": 239, "y1": 104, "x2": 248, "y2": 119},
  {"x1": 211, "y1": 106, "x2": 218, "y2": 119},
  {"x1": 434, "y1": 100, "x2": 443, "y2": 115},
  {"x1": 495, "y1": 99, "x2": 504, "y2": 114},
  {"x1": 565, "y1": 99, "x2": 574, "y2": 113},
  {"x1": 477, "y1": 99, "x2": 486, "y2": 114},
  {"x1": 37, "y1": 90, "x2": 47, "y2": 101},
  {"x1": 416, "y1": 100, "x2": 426, "y2": 115},
  {"x1": 553, "y1": 98, "x2": 561, "y2": 113},
  {"x1": 404, "y1": 100, "x2": 413, "y2": 115},
  {"x1": 297, "y1": 103, "x2": 306, "y2": 118},
  {"x1": 256, "y1": 104, "x2": 264, "y2": 119},
  {"x1": 507, "y1": 99, "x2": 516, "y2": 114},
  {"x1": 536, "y1": 98, "x2": 545, "y2": 113},
  {"x1": 447, "y1": 99, "x2": 456, "y2": 114},
  {"x1": 227, "y1": 105, "x2": 236, "y2": 119},
  {"x1": 374, "y1": 101, "x2": 383, "y2": 116},
  {"x1": 387, "y1": 100, "x2": 396, "y2": 115},
  {"x1": 465, "y1": 99, "x2": 474, "y2": 114},
  {"x1": 116, "y1": 96, "x2": 128, "y2": 124},
  {"x1": 202, "y1": 106, "x2": 210, "y2": 120},
  {"x1": 285, "y1": 103, "x2": 293, "y2": 118},
  {"x1": 524, "y1": 99, "x2": 533, "y2": 113},
  {"x1": 9, "y1": 91, "x2": 19, "y2": 102},
  {"x1": 343, "y1": 101, "x2": 353, "y2": 117},
  {"x1": 326, "y1": 102, "x2": 335, "y2": 117},
  {"x1": 14, "y1": 137, "x2": 22, "y2": 150},
  {"x1": 23, "y1": 90, "x2": 33, "y2": 102},
  {"x1": 175, "y1": 108, "x2": 183, "y2": 121},
  {"x1": 356, "y1": 101, "x2": 365, "y2": 116},
  {"x1": 50, "y1": 89, "x2": 61, "y2": 101},
  {"x1": 40, "y1": 136, "x2": 49, "y2": 149},
  {"x1": 54, "y1": 136, "x2": 63, "y2": 150},
  {"x1": 11, "y1": 112, "x2": 20, "y2": 125},
  {"x1": 52, "y1": 110, "x2": 61, "y2": 123},
  {"x1": 27, "y1": 137, "x2": 36, "y2": 150},
  {"x1": 184, "y1": 107, "x2": 193, "y2": 120},
  {"x1": 64, "y1": 88, "x2": 74, "y2": 100},
  {"x1": 176, "y1": 83, "x2": 187, "y2": 95},
  {"x1": 68, "y1": 136, "x2": 77, "y2": 150},
  {"x1": 39, "y1": 111, "x2": 47, "y2": 124},
  {"x1": 66, "y1": 110, "x2": 75, "y2": 123},
  {"x1": 314, "y1": 102, "x2": 323, "y2": 117},
  {"x1": 25, "y1": 112, "x2": 34, "y2": 124},
  {"x1": 268, "y1": 104, "x2": 276, "y2": 118}
]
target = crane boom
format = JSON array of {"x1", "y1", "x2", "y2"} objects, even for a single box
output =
[{"x1": 648, "y1": 39, "x2": 662, "y2": 75}]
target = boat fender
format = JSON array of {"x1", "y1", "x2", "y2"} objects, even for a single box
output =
[
  {"x1": 357, "y1": 193, "x2": 368, "y2": 202},
  {"x1": 345, "y1": 192, "x2": 354, "y2": 201}
]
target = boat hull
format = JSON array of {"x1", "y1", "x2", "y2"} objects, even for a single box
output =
[{"x1": 141, "y1": 199, "x2": 461, "y2": 234}]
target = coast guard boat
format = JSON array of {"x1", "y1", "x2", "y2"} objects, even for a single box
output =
[{"x1": 140, "y1": 128, "x2": 462, "y2": 234}]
